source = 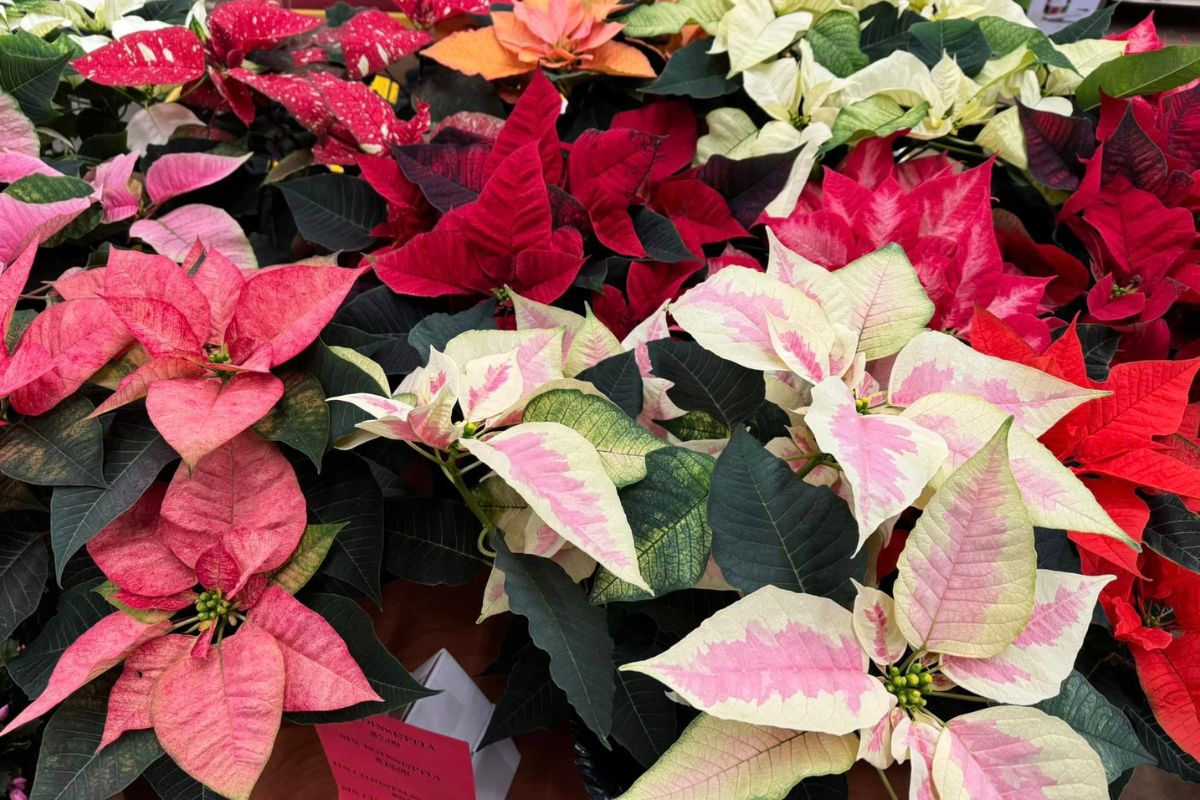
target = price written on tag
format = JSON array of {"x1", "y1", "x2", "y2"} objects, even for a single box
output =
[{"x1": 317, "y1": 715, "x2": 477, "y2": 800}]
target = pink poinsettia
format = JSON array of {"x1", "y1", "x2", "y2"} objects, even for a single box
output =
[
  {"x1": 86, "y1": 245, "x2": 364, "y2": 465},
  {"x1": 766, "y1": 137, "x2": 1050, "y2": 343},
  {"x1": 0, "y1": 433, "x2": 379, "y2": 800}
]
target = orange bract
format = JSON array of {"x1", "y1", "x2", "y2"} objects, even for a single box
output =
[{"x1": 423, "y1": 0, "x2": 654, "y2": 80}]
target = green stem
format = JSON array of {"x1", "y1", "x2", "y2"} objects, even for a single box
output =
[
  {"x1": 928, "y1": 691, "x2": 989, "y2": 704},
  {"x1": 436, "y1": 454, "x2": 497, "y2": 557},
  {"x1": 875, "y1": 767, "x2": 900, "y2": 800},
  {"x1": 794, "y1": 454, "x2": 827, "y2": 480},
  {"x1": 169, "y1": 615, "x2": 202, "y2": 632}
]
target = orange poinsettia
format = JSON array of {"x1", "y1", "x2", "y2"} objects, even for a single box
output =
[{"x1": 423, "y1": 0, "x2": 655, "y2": 80}]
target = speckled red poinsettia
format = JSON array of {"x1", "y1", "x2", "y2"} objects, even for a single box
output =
[{"x1": 0, "y1": 433, "x2": 378, "y2": 800}]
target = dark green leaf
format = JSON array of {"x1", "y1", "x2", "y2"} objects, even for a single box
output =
[
  {"x1": 31, "y1": 678, "x2": 162, "y2": 800},
  {"x1": 1036, "y1": 671, "x2": 1154, "y2": 782},
  {"x1": 252, "y1": 371, "x2": 329, "y2": 470},
  {"x1": 0, "y1": 513, "x2": 48, "y2": 641},
  {"x1": 494, "y1": 537, "x2": 615, "y2": 741},
  {"x1": 307, "y1": 340, "x2": 387, "y2": 443},
  {"x1": 0, "y1": 397, "x2": 105, "y2": 487},
  {"x1": 286, "y1": 594, "x2": 435, "y2": 724},
  {"x1": 1049, "y1": 6, "x2": 1117, "y2": 45},
  {"x1": 480, "y1": 645, "x2": 569, "y2": 749},
  {"x1": 407, "y1": 300, "x2": 496, "y2": 365},
  {"x1": 383, "y1": 498, "x2": 487, "y2": 586},
  {"x1": 859, "y1": 3, "x2": 923, "y2": 62},
  {"x1": 0, "y1": 33, "x2": 71, "y2": 123},
  {"x1": 632, "y1": 208, "x2": 696, "y2": 263},
  {"x1": 708, "y1": 428, "x2": 862, "y2": 599},
  {"x1": 648, "y1": 340, "x2": 765, "y2": 426},
  {"x1": 278, "y1": 174, "x2": 385, "y2": 251},
  {"x1": 786, "y1": 774, "x2": 849, "y2": 800},
  {"x1": 908, "y1": 19, "x2": 990, "y2": 77},
  {"x1": 333, "y1": 286, "x2": 431, "y2": 374},
  {"x1": 299, "y1": 454, "x2": 383, "y2": 605},
  {"x1": 49, "y1": 417, "x2": 175, "y2": 582},
  {"x1": 578, "y1": 351, "x2": 643, "y2": 420},
  {"x1": 807, "y1": 11, "x2": 868, "y2": 77},
  {"x1": 5, "y1": 174, "x2": 91, "y2": 203},
  {"x1": 1034, "y1": 528, "x2": 1080, "y2": 573},
  {"x1": 1077, "y1": 324, "x2": 1120, "y2": 381},
  {"x1": 0, "y1": 473, "x2": 41, "y2": 512},
  {"x1": 643, "y1": 39, "x2": 741, "y2": 99},
  {"x1": 140, "y1": 0, "x2": 195, "y2": 23},
  {"x1": 611, "y1": 641, "x2": 679, "y2": 767},
  {"x1": 1076, "y1": 45, "x2": 1200, "y2": 110},
  {"x1": 592, "y1": 447, "x2": 714, "y2": 603},
  {"x1": 8, "y1": 581, "x2": 110, "y2": 697},
  {"x1": 523, "y1": 389, "x2": 666, "y2": 488},
  {"x1": 144, "y1": 757, "x2": 225, "y2": 800},
  {"x1": 1143, "y1": 493, "x2": 1200, "y2": 574},
  {"x1": 659, "y1": 410, "x2": 730, "y2": 442},
  {"x1": 1127, "y1": 705, "x2": 1200, "y2": 783}
]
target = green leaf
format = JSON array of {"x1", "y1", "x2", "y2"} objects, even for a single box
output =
[
  {"x1": 494, "y1": 536, "x2": 615, "y2": 741},
  {"x1": 643, "y1": 39, "x2": 741, "y2": 99},
  {"x1": 1127, "y1": 705, "x2": 1200, "y2": 783},
  {"x1": 592, "y1": 447, "x2": 715, "y2": 603},
  {"x1": 252, "y1": 371, "x2": 329, "y2": 470},
  {"x1": 333, "y1": 286, "x2": 430, "y2": 374},
  {"x1": 1076, "y1": 45, "x2": 1200, "y2": 110},
  {"x1": 407, "y1": 299, "x2": 496, "y2": 365},
  {"x1": 308, "y1": 340, "x2": 387, "y2": 444},
  {"x1": 5, "y1": 174, "x2": 91, "y2": 203},
  {"x1": 286, "y1": 594, "x2": 436, "y2": 724},
  {"x1": 621, "y1": 0, "x2": 731, "y2": 38},
  {"x1": 271, "y1": 523, "x2": 346, "y2": 594},
  {"x1": 0, "y1": 32, "x2": 71, "y2": 123},
  {"x1": 908, "y1": 19, "x2": 990, "y2": 77},
  {"x1": 859, "y1": 3, "x2": 922, "y2": 62},
  {"x1": 1036, "y1": 671, "x2": 1154, "y2": 783},
  {"x1": 807, "y1": 11, "x2": 868, "y2": 78},
  {"x1": 1051, "y1": 323, "x2": 1118, "y2": 382},
  {"x1": 144, "y1": 757, "x2": 224, "y2": 800},
  {"x1": 0, "y1": 512, "x2": 48, "y2": 641},
  {"x1": 383, "y1": 498, "x2": 487, "y2": 586},
  {"x1": 1143, "y1": 492, "x2": 1200, "y2": 574},
  {"x1": 278, "y1": 174, "x2": 385, "y2": 251},
  {"x1": 31, "y1": 677, "x2": 163, "y2": 800},
  {"x1": 49, "y1": 416, "x2": 176, "y2": 582},
  {"x1": 648, "y1": 340, "x2": 765, "y2": 426},
  {"x1": 523, "y1": 389, "x2": 666, "y2": 488},
  {"x1": 0, "y1": 397, "x2": 105, "y2": 488},
  {"x1": 708, "y1": 428, "x2": 862, "y2": 599},
  {"x1": 8, "y1": 581, "x2": 110, "y2": 698},
  {"x1": 611, "y1": 641, "x2": 679, "y2": 768},
  {"x1": 298, "y1": 453, "x2": 383, "y2": 605},
  {"x1": 659, "y1": 410, "x2": 730, "y2": 442},
  {"x1": 788, "y1": 775, "x2": 849, "y2": 799},
  {"x1": 977, "y1": 17, "x2": 1073, "y2": 71},
  {"x1": 632, "y1": 207, "x2": 696, "y2": 263},
  {"x1": 827, "y1": 97, "x2": 929, "y2": 151},
  {"x1": 0, "y1": 473, "x2": 42, "y2": 513},
  {"x1": 480, "y1": 645, "x2": 569, "y2": 749},
  {"x1": 577, "y1": 351, "x2": 643, "y2": 420},
  {"x1": 1049, "y1": 6, "x2": 1116, "y2": 45}
]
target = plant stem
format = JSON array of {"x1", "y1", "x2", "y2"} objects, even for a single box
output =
[
  {"x1": 436, "y1": 455, "x2": 497, "y2": 557},
  {"x1": 794, "y1": 454, "x2": 827, "y2": 480},
  {"x1": 928, "y1": 691, "x2": 989, "y2": 704},
  {"x1": 875, "y1": 767, "x2": 900, "y2": 800}
]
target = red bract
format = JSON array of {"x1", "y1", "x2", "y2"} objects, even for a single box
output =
[
  {"x1": 766, "y1": 138, "x2": 1046, "y2": 340},
  {"x1": 0, "y1": 434, "x2": 379, "y2": 799},
  {"x1": 95, "y1": 246, "x2": 364, "y2": 465},
  {"x1": 334, "y1": 9, "x2": 431, "y2": 79},
  {"x1": 208, "y1": 0, "x2": 322, "y2": 67},
  {"x1": 373, "y1": 142, "x2": 584, "y2": 302},
  {"x1": 72, "y1": 28, "x2": 206, "y2": 86},
  {"x1": 391, "y1": 0, "x2": 490, "y2": 28}
]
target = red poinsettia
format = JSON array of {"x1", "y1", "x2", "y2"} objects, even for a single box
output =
[
  {"x1": 972, "y1": 309, "x2": 1200, "y2": 758},
  {"x1": 0, "y1": 433, "x2": 379, "y2": 800},
  {"x1": 71, "y1": 1, "x2": 431, "y2": 164},
  {"x1": 766, "y1": 137, "x2": 1050, "y2": 344},
  {"x1": 366, "y1": 72, "x2": 743, "y2": 323},
  {"x1": 82, "y1": 245, "x2": 363, "y2": 465}
]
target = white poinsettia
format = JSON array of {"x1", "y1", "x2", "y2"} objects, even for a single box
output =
[
  {"x1": 743, "y1": 40, "x2": 845, "y2": 128},
  {"x1": 709, "y1": 0, "x2": 813, "y2": 76}
]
